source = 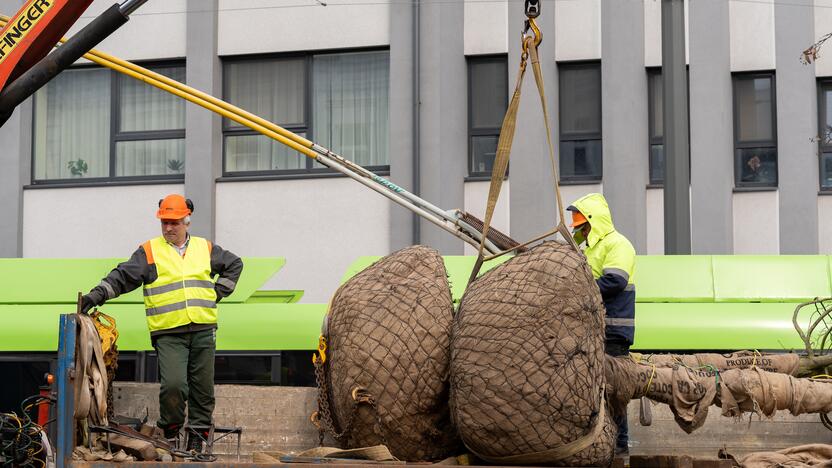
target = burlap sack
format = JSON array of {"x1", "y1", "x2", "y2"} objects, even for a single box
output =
[
  {"x1": 321, "y1": 246, "x2": 460, "y2": 461},
  {"x1": 605, "y1": 356, "x2": 832, "y2": 433},
  {"x1": 605, "y1": 356, "x2": 717, "y2": 433},
  {"x1": 632, "y1": 352, "x2": 800, "y2": 375},
  {"x1": 451, "y1": 241, "x2": 616, "y2": 466},
  {"x1": 723, "y1": 443, "x2": 832, "y2": 468}
]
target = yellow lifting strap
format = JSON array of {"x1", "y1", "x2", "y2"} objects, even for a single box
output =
[{"x1": 468, "y1": 3, "x2": 578, "y2": 285}]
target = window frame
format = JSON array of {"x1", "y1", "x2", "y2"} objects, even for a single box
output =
[
  {"x1": 221, "y1": 47, "x2": 391, "y2": 178},
  {"x1": 732, "y1": 71, "x2": 778, "y2": 189},
  {"x1": 467, "y1": 54, "x2": 508, "y2": 179},
  {"x1": 558, "y1": 60, "x2": 603, "y2": 183},
  {"x1": 646, "y1": 66, "x2": 691, "y2": 187},
  {"x1": 31, "y1": 60, "x2": 187, "y2": 185},
  {"x1": 816, "y1": 78, "x2": 832, "y2": 191}
]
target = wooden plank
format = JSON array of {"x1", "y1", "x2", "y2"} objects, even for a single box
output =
[{"x1": 630, "y1": 454, "x2": 693, "y2": 468}]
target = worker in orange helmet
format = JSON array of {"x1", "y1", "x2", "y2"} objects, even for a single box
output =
[
  {"x1": 81, "y1": 194, "x2": 243, "y2": 454},
  {"x1": 567, "y1": 193, "x2": 636, "y2": 456}
]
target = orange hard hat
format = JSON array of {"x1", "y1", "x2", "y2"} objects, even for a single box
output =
[
  {"x1": 156, "y1": 194, "x2": 192, "y2": 220},
  {"x1": 570, "y1": 210, "x2": 588, "y2": 228}
]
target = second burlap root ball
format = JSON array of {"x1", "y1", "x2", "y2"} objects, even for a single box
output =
[
  {"x1": 323, "y1": 245, "x2": 461, "y2": 461},
  {"x1": 451, "y1": 241, "x2": 616, "y2": 466}
]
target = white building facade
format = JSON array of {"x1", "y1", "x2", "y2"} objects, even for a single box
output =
[{"x1": 1, "y1": 0, "x2": 831, "y2": 302}]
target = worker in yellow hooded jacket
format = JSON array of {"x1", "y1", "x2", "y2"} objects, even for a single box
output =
[{"x1": 567, "y1": 192, "x2": 635, "y2": 455}]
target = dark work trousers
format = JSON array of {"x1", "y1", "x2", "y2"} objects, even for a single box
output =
[
  {"x1": 605, "y1": 340, "x2": 630, "y2": 451},
  {"x1": 153, "y1": 329, "x2": 216, "y2": 432}
]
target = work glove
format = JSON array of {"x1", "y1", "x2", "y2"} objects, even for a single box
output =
[{"x1": 80, "y1": 294, "x2": 96, "y2": 315}]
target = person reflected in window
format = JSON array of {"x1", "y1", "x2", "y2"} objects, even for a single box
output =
[{"x1": 741, "y1": 154, "x2": 763, "y2": 183}]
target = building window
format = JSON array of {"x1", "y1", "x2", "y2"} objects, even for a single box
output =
[
  {"x1": 646, "y1": 68, "x2": 691, "y2": 186},
  {"x1": 817, "y1": 80, "x2": 832, "y2": 190},
  {"x1": 647, "y1": 70, "x2": 664, "y2": 185},
  {"x1": 33, "y1": 63, "x2": 186, "y2": 183},
  {"x1": 468, "y1": 55, "x2": 507, "y2": 177},
  {"x1": 559, "y1": 62, "x2": 602, "y2": 182},
  {"x1": 223, "y1": 49, "x2": 389, "y2": 176},
  {"x1": 733, "y1": 72, "x2": 777, "y2": 188}
]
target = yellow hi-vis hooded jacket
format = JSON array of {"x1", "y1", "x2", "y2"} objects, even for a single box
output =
[
  {"x1": 569, "y1": 193, "x2": 637, "y2": 345},
  {"x1": 142, "y1": 236, "x2": 217, "y2": 333}
]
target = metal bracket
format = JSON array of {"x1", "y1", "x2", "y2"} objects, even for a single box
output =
[{"x1": 525, "y1": 0, "x2": 541, "y2": 18}]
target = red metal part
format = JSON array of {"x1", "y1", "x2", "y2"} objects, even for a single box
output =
[
  {"x1": 0, "y1": 0, "x2": 94, "y2": 91},
  {"x1": 37, "y1": 384, "x2": 50, "y2": 427}
]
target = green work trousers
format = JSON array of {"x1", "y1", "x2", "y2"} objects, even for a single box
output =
[{"x1": 153, "y1": 329, "x2": 216, "y2": 430}]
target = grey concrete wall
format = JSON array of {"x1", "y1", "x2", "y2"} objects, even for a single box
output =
[
  {"x1": 0, "y1": 0, "x2": 27, "y2": 258},
  {"x1": 112, "y1": 383, "x2": 334, "y2": 459},
  {"x1": 775, "y1": 3, "x2": 818, "y2": 254},
  {"x1": 418, "y1": 0, "x2": 465, "y2": 254},
  {"x1": 601, "y1": 0, "x2": 648, "y2": 253},
  {"x1": 184, "y1": 0, "x2": 222, "y2": 240},
  {"x1": 508, "y1": 0, "x2": 561, "y2": 241},
  {"x1": 627, "y1": 403, "x2": 831, "y2": 456},
  {"x1": 113, "y1": 383, "x2": 832, "y2": 461},
  {"x1": 689, "y1": 0, "x2": 734, "y2": 254},
  {"x1": 388, "y1": 2, "x2": 416, "y2": 250},
  {"x1": 0, "y1": 103, "x2": 30, "y2": 258}
]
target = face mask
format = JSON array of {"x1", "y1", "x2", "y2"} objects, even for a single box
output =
[{"x1": 572, "y1": 228, "x2": 586, "y2": 245}]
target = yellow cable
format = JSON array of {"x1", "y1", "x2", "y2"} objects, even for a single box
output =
[
  {"x1": 643, "y1": 363, "x2": 656, "y2": 395},
  {"x1": 0, "y1": 16, "x2": 317, "y2": 159},
  {"x1": 811, "y1": 374, "x2": 832, "y2": 379}
]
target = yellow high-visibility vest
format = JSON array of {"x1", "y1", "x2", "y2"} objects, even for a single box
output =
[{"x1": 141, "y1": 236, "x2": 216, "y2": 332}]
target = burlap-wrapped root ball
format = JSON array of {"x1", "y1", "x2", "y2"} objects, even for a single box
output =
[
  {"x1": 320, "y1": 245, "x2": 461, "y2": 461},
  {"x1": 451, "y1": 241, "x2": 616, "y2": 466}
]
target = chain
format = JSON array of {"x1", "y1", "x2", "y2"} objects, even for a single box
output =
[
  {"x1": 105, "y1": 344, "x2": 118, "y2": 420},
  {"x1": 312, "y1": 356, "x2": 386, "y2": 448}
]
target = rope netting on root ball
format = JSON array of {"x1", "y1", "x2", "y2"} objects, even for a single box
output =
[
  {"x1": 451, "y1": 241, "x2": 616, "y2": 466},
  {"x1": 313, "y1": 245, "x2": 461, "y2": 462}
]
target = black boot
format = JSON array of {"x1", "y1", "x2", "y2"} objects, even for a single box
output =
[{"x1": 186, "y1": 430, "x2": 208, "y2": 453}]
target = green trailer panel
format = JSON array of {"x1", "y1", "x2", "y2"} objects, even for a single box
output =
[
  {"x1": 634, "y1": 255, "x2": 714, "y2": 302},
  {"x1": 633, "y1": 302, "x2": 811, "y2": 350},
  {"x1": 711, "y1": 255, "x2": 831, "y2": 303},
  {"x1": 0, "y1": 302, "x2": 326, "y2": 352},
  {"x1": 0, "y1": 257, "x2": 285, "y2": 304}
]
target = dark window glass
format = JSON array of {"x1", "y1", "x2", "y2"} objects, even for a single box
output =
[
  {"x1": 733, "y1": 73, "x2": 777, "y2": 188},
  {"x1": 470, "y1": 135, "x2": 498, "y2": 175},
  {"x1": 821, "y1": 153, "x2": 832, "y2": 189},
  {"x1": 468, "y1": 56, "x2": 507, "y2": 177},
  {"x1": 816, "y1": 81, "x2": 832, "y2": 190},
  {"x1": 735, "y1": 77, "x2": 774, "y2": 141},
  {"x1": 33, "y1": 64, "x2": 186, "y2": 183},
  {"x1": 735, "y1": 147, "x2": 777, "y2": 185},
  {"x1": 648, "y1": 71, "x2": 664, "y2": 185},
  {"x1": 223, "y1": 50, "x2": 390, "y2": 176},
  {"x1": 559, "y1": 63, "x2": 601, "y2": 181},
  {"x1": 560, "y1": 140, "x2": 602, "y2": 179},
  {"x1": 646, "y1": 68, "x2": 691, "y2": 186},
  {"x1": 649, "y1": 144, "x2": 664, "y2": 185}
]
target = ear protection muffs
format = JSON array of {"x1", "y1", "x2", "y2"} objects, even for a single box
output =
[{"x1": 157, "y1": 198, "x2": 195, "y2": 214}]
